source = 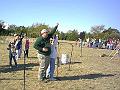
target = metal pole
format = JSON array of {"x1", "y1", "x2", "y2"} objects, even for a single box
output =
[
  {"x1": 68, "y1": 44, "x2": 73, "y2": 71},
  {"x1": 56, "y1": 57, "x2": 59, "y2": 77},
  {"x1": 0, "y1": 50, "x2": 1, "y2": 63},
  {"x1": 56, "y1": 42, "x2": 60, "y2": 77},
  {"x1": 23, "y1": 50, "x2": 26, "y2": 90},
  {"x1": 80, "y1": 39, "x2": 82, "y2": 57}
]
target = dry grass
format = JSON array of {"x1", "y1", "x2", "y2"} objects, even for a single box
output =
[{"x1": 0, "y1": 37, "x2": 120, "y2": 90}]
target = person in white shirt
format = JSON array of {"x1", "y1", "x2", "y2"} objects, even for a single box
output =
[
  {"x1": 46, "y1": 35, "x2": 58, "y2": 81},
  {"x1": 14, "y1": 35, "x2": 21, "y2": 60}
]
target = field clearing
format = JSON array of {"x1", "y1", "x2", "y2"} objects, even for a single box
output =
[{"x1": 0, "y1": 37, "x2": 120, "y2": 90}]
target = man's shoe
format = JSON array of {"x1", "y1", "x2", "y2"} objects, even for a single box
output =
[
  {"x1": 49, "y1": 77, "x2": 57, "y2": 81},
  {"x1": 9, "y1": 66, "x2": 12, "y2": 68},
  {"x1": 46, "y1": 75, "x2": 50, "y2": 79},
  {"x1": 44, "y1": 79, "x2": 50, "y2": 83}
]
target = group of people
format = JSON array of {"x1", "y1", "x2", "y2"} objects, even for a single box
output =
[
  {"x1": 105, "y1": 38, "x2": 120, "y2": 50},
  {"x1": 7, "y1": 23, "x2": 59, "y2": 82},
  {"x1": 34, "y1": 23, "x2": 59, "y2": 81},
  {"x1": 7, "y1": 34, "x2": 29, "y2": 68},
  {"x1": 86, "y1": 38, "x2": 120, "y2": 50},
  {"x1": 7, "y1": 23, "x2": 119, "y2": 82}
]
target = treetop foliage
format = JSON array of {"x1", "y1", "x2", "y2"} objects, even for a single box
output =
[{"x1": 0, "y1": 20, "x2": 120, "y2": 41}]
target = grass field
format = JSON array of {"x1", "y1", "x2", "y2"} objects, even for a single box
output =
[{"x1": 0, "y1": 37, "x2": 120, "y2": 90}]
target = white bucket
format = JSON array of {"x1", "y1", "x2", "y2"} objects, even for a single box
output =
[{"x1": 61, "y1": 54, "x2": 69, "y2": 64}]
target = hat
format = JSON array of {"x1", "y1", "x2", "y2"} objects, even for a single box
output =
[
  {"x1": 14, "y1": 34, "x2": 18, "y2": 36},
  {"x1": 41, "y1": 29, "x2": 48, "y2": 34}
]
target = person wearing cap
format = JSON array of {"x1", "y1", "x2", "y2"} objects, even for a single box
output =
[
  {"x1": 7, "y1": 41, "x2": 18, "y2": 68},
  {"x1": 34, "y1": 23, "x2": 59, "y2": 81}
]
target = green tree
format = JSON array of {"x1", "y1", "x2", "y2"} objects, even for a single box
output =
[
  {"x1": 58, "y1": 31, "x2": 66, "y2": 40},
  {"x1": 66, "y1": 30, "x2": 79, "y2": 41},
  {"x1": 102, "y1": 27, "x2": 120, "y2": 39},
  {"x1": 90, "y1": 25, "x2": 105, "y2": 38},
  {"x1": 28, "y1": 23, "x2": 49, "y2": 38}
]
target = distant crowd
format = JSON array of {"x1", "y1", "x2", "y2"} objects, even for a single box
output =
[
  {"x1": 87, "y1": 38, "x2": 120, "y2": 50},
  {"x1": 76, "y1": 38, "x2": 120, "y2": 50}
]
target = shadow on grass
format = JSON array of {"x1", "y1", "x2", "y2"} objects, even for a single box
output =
[
  {"x1": 0, "y1": 63, "x2": 39, "y2": 73},
  {"x1": 60, "y1": 62, "x2": 82, "y2": 65},
  {"x1": 0, "y1": 78, "x2": 23, "y2": 80},
  {"x1": 57, "y1": 73, "x2": 114, "y2": 81},
  {"x1": 70, "y1": 61, "x2": 82, "y2": 64},
  {"x1": 28, "y1": 56, "x2": 38, "y2": 59}
]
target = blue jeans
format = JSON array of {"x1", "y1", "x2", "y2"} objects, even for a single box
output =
[
  {"x1": 9, "y1": 51, "x2": 17, "y2": 67},
  {"x1": 46, "y1": 58, "x2": 55, "y2": 78}
]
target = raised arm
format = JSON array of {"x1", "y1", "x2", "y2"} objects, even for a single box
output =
[{"x1": 48, "y1": 23, "x2": 59, "y2": 36}]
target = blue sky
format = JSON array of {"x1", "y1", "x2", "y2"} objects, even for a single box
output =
[{"x1": 0, "y1": 0, "x2": 120, "y2": 32}]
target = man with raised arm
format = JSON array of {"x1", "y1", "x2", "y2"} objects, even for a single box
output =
[{"x1": 34, "y1": 23, "x2": 59, "y2": 81}]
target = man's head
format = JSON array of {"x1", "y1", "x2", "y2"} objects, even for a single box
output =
[
  {"x1": 41, "y1": 29, "x2": 48, "y2": 38},
  {"x1": 14, "y1": 34, "x2": 19, "y2": 40}
]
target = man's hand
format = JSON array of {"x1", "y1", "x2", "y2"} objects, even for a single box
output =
[
  {"x1": 7, "y1": 48, "x2": 10, "y2": 50},
  {"x1": 56, "y1": 23, "x2": 59, "y2": 26},
  {"x1": 42, "y1": 48, "x2": 48, "y2": 52}
]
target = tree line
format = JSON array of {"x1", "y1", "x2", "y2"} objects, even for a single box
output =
[{"x1": 0, "y1": 20, "x2": 120, "y2": 41}]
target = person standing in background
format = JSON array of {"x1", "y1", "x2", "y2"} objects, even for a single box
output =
[
  {"x1": 7, "y1": 42, "x2": 18, "y2": 68},
  {"x1": 19, "y1": 33, "x2": 24, "y2": 58},
  {"x1": 14, "y1": 34, "x2": 21, "y2": 60},
  {"x1": 25, "y1": 37, "x2": 30, "y2": 58}
]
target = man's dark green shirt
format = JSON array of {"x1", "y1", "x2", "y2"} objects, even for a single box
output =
[{"x1": 34, "y1": 25, "x2": 58, "y2": 56}]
